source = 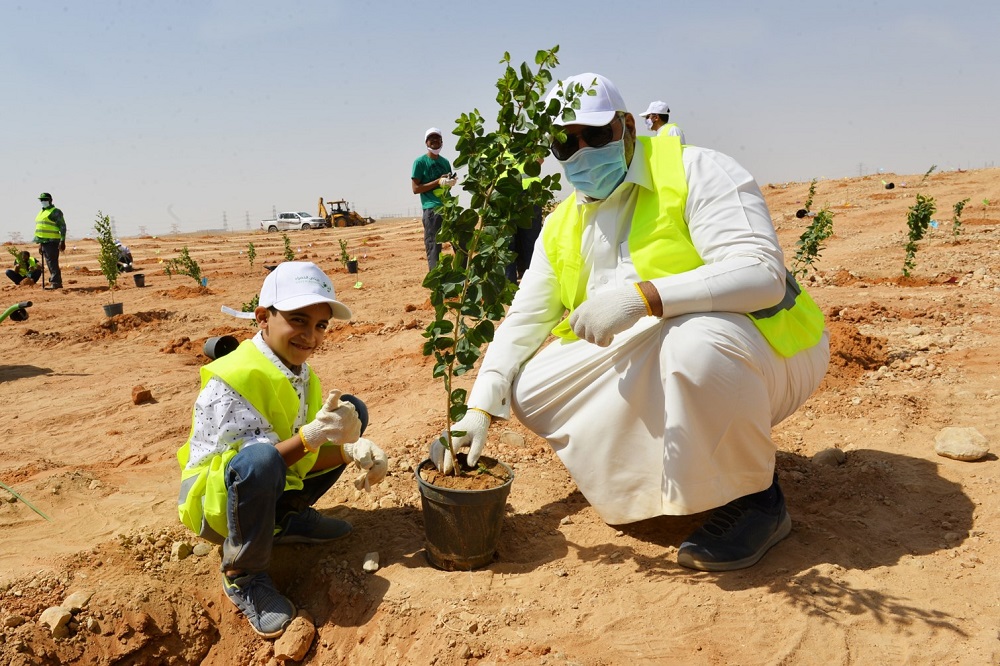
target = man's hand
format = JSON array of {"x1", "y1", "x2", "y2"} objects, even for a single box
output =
[
  {"x1": 300, "y1": 390, "x2": 362, "y2": 450},
  {"x1": 429, "y1": 409, "x2": 491, "y2": 474},
  {"x1": 342, "y1": 438, "x2": 388, "y2": 492},
  {"x1": 569, "y1": 284, "x2": 650, "y2": 347},
  {"x1": 437, "y1": 175, "x2": 457, "y2": 189},
  {"x1": 59, "y1": 241, "x2": 66, "y2": 252}
]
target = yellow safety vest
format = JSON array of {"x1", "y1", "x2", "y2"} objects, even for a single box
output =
[
  {"x1": 541, "y1": 134, "x2": 825, "y2": 357},
  {"x1": 176, "y1": 340, "x2": 325, "y2": 537},
  {"x1": 15, "y1": 257, "x2": 39, "y2": 277},
  {"x1": 34, "y1": 208, "x2": 62, "y2": 241}
]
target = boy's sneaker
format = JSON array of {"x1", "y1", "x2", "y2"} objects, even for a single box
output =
[
  {"x1": 223, "y1": 572, "x2": 295, "y2": 638},
  {"x1": 677, "y1": 483, "x2": 792, "y2": 572},
  {"x1": 273, "y1": 507, "x2": 352, "y2": 545}
]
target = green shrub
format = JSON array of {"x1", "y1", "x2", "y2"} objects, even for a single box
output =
[
  {"x1": 164, "y1": 247, "x2": 203, "y2": 284},
  {"x1": 903, "y1": 194, "x2": 936, "y2": 277},
  {"x1": 94, "y1": 211, "x2": 120, "y2": 303}
]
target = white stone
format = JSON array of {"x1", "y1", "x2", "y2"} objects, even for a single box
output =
[
  {"x1": 934, "y1": 427, "x2": 990, "y2": 461},
  {"x1": 363, "y1": 552, "x2": 380, "y2": 572}
]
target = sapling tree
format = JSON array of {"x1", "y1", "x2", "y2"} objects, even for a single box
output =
[
  {"x1": 952, "y1": 197, "x2": 971, "y2": 237},
  {"x1": 163, "y1": 247, "x2": 203, "y2": 284},
  {"x1": 422, "y1": 46, "x2": 571, "y2": 475},
  {"x1": 903, "y1": 193, "x2": 936, "y2": 277},
  {"x1": 247, "y1": 241, "x2": 257, "y2": 271},
  {"x1": 338, "y1": 239, "x2": 355, "y2": 266},
  {"x1": 918, "y1": 164, "x2": 937, "y2": 186},
  {"x1": 791, "y1": 207, "x2": 835, "y2": 279},
  {"x1": 282, "y1": 233, "x2": 295, "y2": 262},
  {"x1": 94, "y1": 211, "x2": 120, "y2": 304},
  {"x1": 803, "y1": 179, "x2": 817, "y2": 212}
]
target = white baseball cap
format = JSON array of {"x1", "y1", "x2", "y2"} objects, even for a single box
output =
[
  {"x1": 425, "y1": 127, "x2": 443, "y2": 140},
  {"x1": 546, "y1": 73, "x2": 627, "y2": 127},
  {"x1": 259, "y1": 262, "x2": 351, "y2": 320},
  {"x1": 640, "y1": 101, "x2": 671, "y2": 117}
]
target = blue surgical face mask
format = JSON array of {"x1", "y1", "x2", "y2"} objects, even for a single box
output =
[{"x1": 559, "y1": 137, "x2": 627, "y2": 200}]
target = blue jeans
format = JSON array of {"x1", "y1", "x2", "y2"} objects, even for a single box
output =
[{"x1": 221, "y1": 395, "x2": 368, "y2": 573}]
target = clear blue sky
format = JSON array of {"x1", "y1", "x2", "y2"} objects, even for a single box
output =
[{"x1": 2, "y1": 0, "x2": 997, "y2": 241}]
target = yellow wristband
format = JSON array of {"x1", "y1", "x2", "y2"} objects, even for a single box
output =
[
  {"x1": 470, "y1": 407, "x2": 493, "y2": 421},
  {"x1": 299, "y1": 429, "x2": 319, "y2": 453},
  {"x1": 633, "y1": 283, "x2": 653, "y2": 316}
]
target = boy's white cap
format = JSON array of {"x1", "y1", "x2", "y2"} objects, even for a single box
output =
[
  {"x1": 546, "y1": 73, "x2": 627, "y2": 127},
  {"x1": 640, "y1": 100, "x2": 671, "y2": 117},
  {"x1": 259, "y1": 261, "x2": 351, "y2": 320},
  {"x1": 425, "y1": 127, "x2": 443, "y2": 140}
]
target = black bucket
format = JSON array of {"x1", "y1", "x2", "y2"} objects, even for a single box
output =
[
  {"x1": 884, "y1": 182, "x2": 895, "y2": 190},
  {"x1": 203, "y1": 335, "x2": 239, "y2": 360},
  {"x1": 133, "y1": 273, "x2": 145, "y2": 287},
  {"x1": 415, "y1": 457, "x2": 514, "y2": 571},
  {"x1": 795, "y1": 208, "x2": 808, "y2": 219}
]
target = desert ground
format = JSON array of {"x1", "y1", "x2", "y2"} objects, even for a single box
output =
[{"x1": 1, "y1": 168, "x2": 999, "y2": 665}]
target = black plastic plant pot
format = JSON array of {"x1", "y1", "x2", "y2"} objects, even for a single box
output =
[
  {"x1": 103, "y1": 302, "x2": 124, "y2": 318},
  {"x1": 203, "y1": 335, "x2": 239, "y2": 360},
  {"x1": 346, "y1": 260, "x2": 359, "y2": 274},
  {"x1": 133, "y1": 273, "x2": 145, "y2": 287},
  {"x1": 795, "y1": 209, "x2": 808, "y2": 219},
  {"x1": 415, "y1": 457, "x2": 514, "y2": 571},
  {"x1": 885, "y1": 182, "x2": 895, "y2": 190}
]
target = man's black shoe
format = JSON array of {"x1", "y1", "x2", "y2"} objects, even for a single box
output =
[{"x1": 677, "y1": 481, "x2": 791, "y2": 572}]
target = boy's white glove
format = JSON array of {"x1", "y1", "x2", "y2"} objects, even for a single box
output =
[
  {"x1": 300, "y1": 390, "x2": 361, "y2": 450},
  {"x1": 342, "y1": 438, "x2": 388, "y2": 492},
  {"x1": 437, "y1": 175, "x2": 457, "y2": 188},
  {"x1": 429, "y1": 409, "x2": 491, "y2": 474},
  {"x1": 569, "y1": 285, "x2": 649, "y2": 347}
]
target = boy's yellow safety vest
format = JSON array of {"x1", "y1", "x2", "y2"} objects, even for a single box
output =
[
  {"x1": 541, "y1": 134, "x2": 824, "y2": 357},
  {"x1": 176, "y1": 341, "x2": 324, "y2": 537}
]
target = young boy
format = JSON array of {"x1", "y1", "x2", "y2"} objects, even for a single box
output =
[{"x1": 176, "y1": 261, "x2": 388, "y2": 638}]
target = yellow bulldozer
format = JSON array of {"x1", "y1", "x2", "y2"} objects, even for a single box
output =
[{"x1": 318, "y1": 198, "x2": 375, "y2": 227}]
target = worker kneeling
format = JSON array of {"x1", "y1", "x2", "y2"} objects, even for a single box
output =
[{"x1": 428, "y1": 73, "x2": 829, "y2": 572}]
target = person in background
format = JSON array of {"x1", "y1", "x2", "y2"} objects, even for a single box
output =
[
  {"x1": 34, "y1": 192, "x2": 66, "y2": 289},
  {"x1": 176, "y1": 262, "x2": 389, "y2": 639},
  {"x1": 429, "y1": 73, "x2": 829, "y2": 572},
  {"x1": 115, "y1": 240, "x2": 134, "y2": 272},
  {"x1": 639, "y1": 100, "x2": 686, "y2": 144},
  {"x1": 6, "y1": 250, "x2": 42, "y2": 286},
  {"x1": 411, "y1": 128, "x2": 457, "y2": 270},
  {"x1": 505, "y1": 157, "x2": 545, "y2": 284}
]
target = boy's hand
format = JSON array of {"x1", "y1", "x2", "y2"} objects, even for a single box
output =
[
  {"x1": 342, "y1": 438, "x2": 388, "y2": 492},
  {"x1": 300, "y1": 390, "x2": 362, "y2": 449}
]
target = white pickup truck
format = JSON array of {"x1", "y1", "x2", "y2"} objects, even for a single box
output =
[{"x1": 260, "y1": 211, "x2": 328, "y2": 232}]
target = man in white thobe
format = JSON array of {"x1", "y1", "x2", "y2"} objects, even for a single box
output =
[{"x1": 430, "y1": 73, "x2": 829, "y2": 571}]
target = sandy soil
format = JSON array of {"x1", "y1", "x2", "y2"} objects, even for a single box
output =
[{"x1": 1, "y1": 168, "x2": 999, "y2": 665}]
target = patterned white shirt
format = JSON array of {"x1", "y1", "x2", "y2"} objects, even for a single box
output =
[{"x1": 184, "y1": 332, "x2": 312, "y2": 469}]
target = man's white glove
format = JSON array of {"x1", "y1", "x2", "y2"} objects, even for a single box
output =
[
  {"x1": 437, "y1": 175, "x2": 457, "y2": 188},
  {"x1": 429, "y1": 409, "x2": 491, "y2": 474},
  {"x1": 299, "y1": 390, "x2": 362, "y2": 451},
  {"x1": 569, "y1": 284, "x2": 650, "y2": 347},
  {"x1": 342, "y1": 438, "x2": 388, "y2": 492}
]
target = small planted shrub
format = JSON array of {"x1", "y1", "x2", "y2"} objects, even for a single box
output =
[
  {"x1": 952, "y1": 198, "x2": 971, "y2": 237},
  {"x1": 164, "y1": 247, "x2": 203, "y2": 284},
  {"x1": 247, "y1": 241, "x2": 257, "y2": 270},
  {"x1": 282, "y1": 233, "x2": 295, "y2": 262},
  {"x1": 791, "y1": 207, "x2": 835, "y2": 279},
  {"x1": 903, "y1": 193, "x2": 936, "y2": 277},
  {"x1": 94, "y1": 211, "x2": 120, "y2": 303}
]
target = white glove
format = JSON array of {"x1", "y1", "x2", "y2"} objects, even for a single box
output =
[
  {"x1": 437, "y1": 175, "x2": 457, "y2": 188},
  {"x1": 569, "y1": 284, "x2": 649, "y2": 347},
  {"x1": 429, "y1": 409, "x2": 491, "y2": 474},
  {"x1": 342, "y1": 438, "x2": 388, "y2": 492},
  {"x1": 299, "y1": 390, "x2": 362, "y2": 451}
]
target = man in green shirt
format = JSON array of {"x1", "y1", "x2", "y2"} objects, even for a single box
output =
[
  {"x1": 33, "y1": 192, "x2": 67, "y2": 289},
  {"x1": 410, "y1": 128, "x2": 456, "y2": 270}
]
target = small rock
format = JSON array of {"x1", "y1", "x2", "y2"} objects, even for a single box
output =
[
  {"x1": 273, "y1": 613, "x2": 316, "y2": 662},
  {"x1": 86, "y1": 617, "x2": 101, "y2": 633},
  {"x1": 131, "y1": 385, "x2": 153, "y2": 405},
  {"x1": 813, "y1": 448, "x2": 846, "y2": 467},
  {"x1": 39, "y1": 607, "x2": 72, "y2": 638},
  {"x1": 88, "y1": 479, "x2": 102, "y2": 490},
  {"x1": 192, "y1": 543, "x2": 213, "y2": 557},
  {"x1": 934, "y1": 427, "x2": 990, "y2": 461},
  {"x1": 63, "y1": 590, "x2": 95, "y2": 612},
  {"x1": 3, "y1": 615, "x2": 26, "y2": 628},
  {"x1": 362, "y1": 552, "x2": 379, "y2": 572},
  {"x1": 170, "y1": 541, "x2": 193, "y2": 561},
  {"x1": 499, "y1": 430, "x2": 525, "y2": 448}
]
